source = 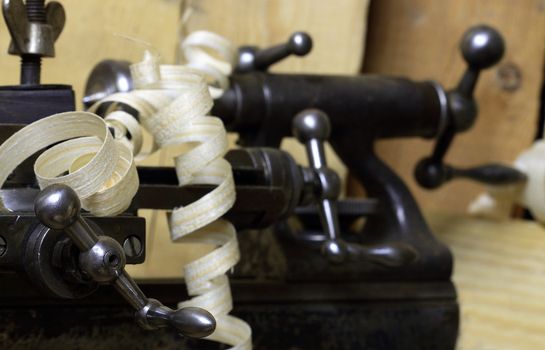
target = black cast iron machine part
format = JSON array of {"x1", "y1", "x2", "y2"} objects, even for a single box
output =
[
  {"x1": 33, "y1": 183, "x2": 216, "y2": 338},
  {"x1": 216, "y1": 26, "x2": 524, "y2": 188},
  {"x1": 208, "y1": 25, "x2": 522, "y2": 282},
  {"x1": 81, "y1": 25, "x2": 521, "y2": 280},
  {"x1": 413, "y1": 25, "x2": 527, "y2": 188},
  {"x1": 292, "y1": 108, "x2": 418, "y2": 266}
]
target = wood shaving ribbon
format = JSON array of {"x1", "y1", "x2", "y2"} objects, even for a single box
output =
[
  {"x1": 0, "y1": 112, "x2": 138, "y2": 216},
  {"x1": 90, "y1": 31, "x2": 252, "y2": 349}
]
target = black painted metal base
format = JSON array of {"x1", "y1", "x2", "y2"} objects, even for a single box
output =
[
  {"x1": 0, "y1": 278, "x2": 458, "y2": 350},
  {"x1": 0, "y1": 300, "x2": 458, "y2": 350}
]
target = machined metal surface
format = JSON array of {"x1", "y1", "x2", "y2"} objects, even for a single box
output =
[{"x1": 83, "y1": 59, "x2": 132, "y2": 108}]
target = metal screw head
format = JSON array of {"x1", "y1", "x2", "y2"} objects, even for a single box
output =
[
  {"x1": 123, "y1": 235, "x2": 142, "y2": 258},
  {"x1": 0, "y1": 235, "x2": 6, "y2": 256},
  {"x1": 497, "y1": 62, "x2": 522, "y2": 92}
]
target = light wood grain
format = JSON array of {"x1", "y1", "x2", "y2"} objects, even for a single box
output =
[
  {"x1": 183, "y1": 0, "x2": 368, "y2": 74},
  {"x1": 431, "y1": 213, "x2": 545, "y2": 350},
  {"x1": 354, "y1": 0, "x2": 545, "y2": 214}
]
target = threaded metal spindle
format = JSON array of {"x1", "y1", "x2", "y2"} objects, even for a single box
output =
[
  {"x1": 25, "y1": 0, "x2": 46, "y2": 23},
  {"x1": 21, "y1": 55, "x2": 41, "y2": 84},
  {"x1": 20, "y1": 0, "x2": 46, "y2": 84}
]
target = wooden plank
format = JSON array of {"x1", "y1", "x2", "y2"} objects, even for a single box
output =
[
  {"x1": 431, "y1": 213, "x2": 545, "y2": 350},
  {"x1": 351, "y1": 0, "x2": 545, "y2": 214},
  {"x1": 183, "y1": 0, "x2": 368, "y2": 74}
]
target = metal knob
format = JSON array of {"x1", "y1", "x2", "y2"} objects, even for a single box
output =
[
  {"x1": 236, "y1": 31, "x2": 313, "y2": 73},
  {"x1": 34, "y1": 184, "x2": 216, "y2": 338},
  {"x1": 293, "y1": 109, "x2": 417, "y2": 266},
  {"x1": 460, "y1": 25, "x2": 505, "y2": 71}
]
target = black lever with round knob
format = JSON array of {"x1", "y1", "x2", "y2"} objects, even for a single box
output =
[
  {"x1": 34, "y1": 184, "x2": 216, "y2": 338},
  {"x1": 293, "y1": 109, "x2": 418, "y2": 266},
  {"x1": 236, "y1": 31, "x2": 313, "y2": 73},
  {"x1": 414, "y1": 24, "x2": 526, "y2": 189}
]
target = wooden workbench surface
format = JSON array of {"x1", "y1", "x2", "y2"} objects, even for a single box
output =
[{"x1": 430, "y1": 213, "x2": 545, "y2": 350}]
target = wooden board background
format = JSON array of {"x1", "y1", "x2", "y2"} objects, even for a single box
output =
[
  {"x1": 432, "y1": 213, "x2": 545, "y2": 350},
  {"x1": 350, "y1": 0, "x2": 545, "y2": 215}
]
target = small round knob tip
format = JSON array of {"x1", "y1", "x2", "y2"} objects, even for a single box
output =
[
  {"x1": 171, "y1": 307, "x2": 216, "y2": 338},
  {"x1": 322, "y1": 239, "x2": 346, "y2": 264},
  {"x1": 460, "y1": 25, "x2": 505, "y2": 70},
  {"x1": 292, "y1": 109, "x2": 331, "y2": 142},
  {"x1": 34, "y1": 184, "x2": 81, "y2": 230},
  {"x1": 288, "y1": 32, "x2": 312, "y2": 56}
]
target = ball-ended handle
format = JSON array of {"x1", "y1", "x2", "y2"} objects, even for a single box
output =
[{"x1": 460, "y1": 24, "x2": 505, "y2": 70}]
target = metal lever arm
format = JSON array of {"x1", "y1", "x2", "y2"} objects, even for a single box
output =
[
  {"x1": 34, "y1": 184, "x2": 216, "y2": 338},
  {"x1": 293, "y1": 109, "x2": 417, "y2": 265},
  {"x1": 415, "y1": 160, "x2": 527, "y2": 188},
  {"x1": 236, "y1": 31, "x2": 312, "y2": 73},
  {"x1": 414, "y1": 25, "x2": 525, "y2": 189}
]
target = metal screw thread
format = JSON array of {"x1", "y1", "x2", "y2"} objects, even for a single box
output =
[
  {"x1": 21, "y1": 55, "x2": 41, "y2": 85},
  {"x1": 25, "y1": 0, "x2": 46, "y2": 23},
  {"x1": 20, "y1": 0, "x2": 46, "y2": 84}
]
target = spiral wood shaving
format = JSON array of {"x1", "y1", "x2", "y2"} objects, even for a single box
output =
[
  {"x1": 0, "y1": 112, "x2": 138, "y2": 216},
  {"x1": 89, "y1": 31, "x2": 252, "y2": 349}
]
